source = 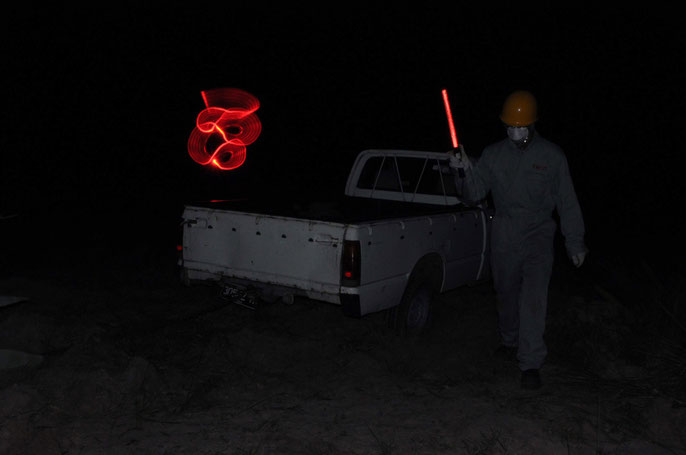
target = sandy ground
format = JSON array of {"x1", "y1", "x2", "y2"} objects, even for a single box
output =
[{"x1": 1, "y1": 243, "x2": 685, "y2": 455}]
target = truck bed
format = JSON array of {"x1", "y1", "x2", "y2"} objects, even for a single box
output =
[{"x1": 185, "y1": 195, "x2": 476, "y2": 224}]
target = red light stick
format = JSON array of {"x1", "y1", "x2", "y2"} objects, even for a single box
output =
[
  {"x1": 441, "y1": 88, "x2": 459, "y2": 149},
  {"x1": 441, "y1": 88, "x2": 465, "y2": 177}
]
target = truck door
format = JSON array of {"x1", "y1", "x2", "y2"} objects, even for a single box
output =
[{"x1": 443, "y1": 209, "x2": 486, "y2": 289}]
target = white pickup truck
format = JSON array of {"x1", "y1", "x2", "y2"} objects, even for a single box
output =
[{"x1": 180, "y1": 149, "x2": 492, "y2": 334}]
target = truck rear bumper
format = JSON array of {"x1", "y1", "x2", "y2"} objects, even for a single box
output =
[
  {"x1": 183, "y1": 264, "x2": 407, "y2": 319},
  {"x1": 183, "y1": 265, "x2": 342, "y2": 305}
]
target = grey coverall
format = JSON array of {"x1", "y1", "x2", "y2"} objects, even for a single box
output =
[{"x1": 458, "y1": 133, "x2": 586, "y2": 370}]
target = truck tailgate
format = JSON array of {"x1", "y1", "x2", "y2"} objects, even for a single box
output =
[{"x1": 182, "y1": 206, "x2": 346, "y2": 299}]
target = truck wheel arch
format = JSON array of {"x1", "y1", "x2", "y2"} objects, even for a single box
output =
[
  {"x1": 388, "y1": 253, "x2": 444, "y2": 336},
  {"x1": 408, "y1": 253, "x2": 444, "y2": 294}
]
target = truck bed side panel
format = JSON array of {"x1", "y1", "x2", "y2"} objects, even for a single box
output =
[
  {"x1": 183, "y1": 207, "x2": 346, "y2": 299},
  {"x1": 346, "y1": 209, "x2": 484, "y2": 315}
]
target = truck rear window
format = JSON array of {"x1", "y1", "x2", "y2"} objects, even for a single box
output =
[{"x1": 357, "y1": 156, "x2": 457, "y2": 197}]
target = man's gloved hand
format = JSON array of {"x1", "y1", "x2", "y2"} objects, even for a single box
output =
[
  {"x1": 448, "y1": 145, "x2": 471, "y2": 171},
  {"x1": 571, "y1": 251, "x2": 587, "y2": 268}
]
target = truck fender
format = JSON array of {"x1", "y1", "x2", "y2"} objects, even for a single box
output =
[
  {"x1": 387, "y1": 253, "x2": 444, "y2": 336},
  {"x1": 407, "y1": 253, "x2": 444, "y2": 294}
]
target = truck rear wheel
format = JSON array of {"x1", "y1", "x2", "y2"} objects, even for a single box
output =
[{"x1": 388, "y1": 275, "x2": 434, "y2": 337}]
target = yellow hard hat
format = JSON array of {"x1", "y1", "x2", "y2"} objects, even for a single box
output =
[{"x1": 500, "y1": 90, "x2": 538, "y2": 126}]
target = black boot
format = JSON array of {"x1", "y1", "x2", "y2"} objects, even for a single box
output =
[{"x1": 521, "y1": 369, "x2": 542, "y2": 390}]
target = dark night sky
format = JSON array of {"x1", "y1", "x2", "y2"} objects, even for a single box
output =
[{"x1": 2, "y1": 5, "x2": 684, "y2": 268}]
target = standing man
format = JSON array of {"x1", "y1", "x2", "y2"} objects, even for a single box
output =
[{"x1": 449, "y1": 90, "x2": 587, "y2": 390}]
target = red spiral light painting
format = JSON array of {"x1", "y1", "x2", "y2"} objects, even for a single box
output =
[{"x1": 187, "y1": 88, "x2": 261, "y2": 170}]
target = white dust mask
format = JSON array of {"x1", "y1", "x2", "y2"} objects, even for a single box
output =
[{"x1": 507, "y1": 126, "x2": 529, "y2": 142}]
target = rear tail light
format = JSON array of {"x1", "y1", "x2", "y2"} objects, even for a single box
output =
[{"x1": 341, "y1": 240, "x2": 361, "y2": 286}]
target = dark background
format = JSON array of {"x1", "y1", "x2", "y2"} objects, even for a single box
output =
[{"x1": 1, "y1": 5, "x2": 684, "y2": 280}]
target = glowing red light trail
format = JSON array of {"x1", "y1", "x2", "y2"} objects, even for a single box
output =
[
  {"x1": 441, "y1": 88, "x2": 459, "y2": 149},
  {"x1": 188, "y1": 88, "x2": 261, "y2": 170}
]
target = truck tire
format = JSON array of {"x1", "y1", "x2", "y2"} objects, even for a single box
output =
[{"x1": 388, "y1": 272, "x2": 435, "y2": 337}]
